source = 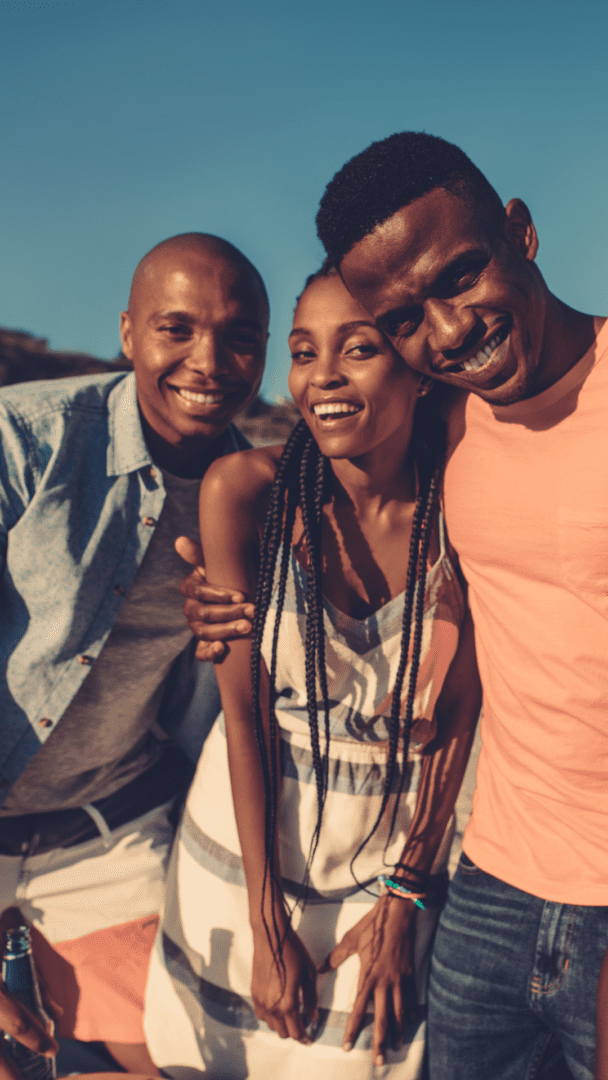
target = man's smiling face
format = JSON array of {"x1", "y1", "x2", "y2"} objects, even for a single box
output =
[
  {"x1": 339, "y1": 187, "x2": 548, "y2": 406},
  {"x1": 120, "y1": 245, "x2": 268, "y2": 453}
]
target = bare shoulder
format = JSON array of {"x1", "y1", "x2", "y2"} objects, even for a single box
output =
[{"x1": 201, "y1": 444, "x2": 284, "y2": 513}]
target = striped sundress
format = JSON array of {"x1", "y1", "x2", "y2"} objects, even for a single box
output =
[{"x1": 144, "y1": 515, "x2": 465, "y2": 1079}]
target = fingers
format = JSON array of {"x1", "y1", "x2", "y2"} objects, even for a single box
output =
[
  {"x1": 301, "y1": 967, "x2": 318, "y2": 1024},
  {"x1": 180, "y1": 572, "x2": 247, "y2": 607},
  {"x1": 342, "y1": 980, "x2": 369, "y2": 1054},
  {"x1": 183, "y1": 597, "x2": 253, "y2": 654},
  {"x1": 284, "y1": 1008, "x2": 309, "y2": 1043},
  {"x1": 0, "y1": 909, "x2": 24, "y2": 933},
  {"x1": 392, "y1": 980, "x2": 404, "y2": 1036},
  {"x1": 194, "y1": 639, "x2": 227, "y2": 662},
  {"x1": 0, "y1": 988, "x2": 58, "y2": 1057},
  {"x1": 184, "y1": 599, "x2": 254, "y2": 627},
  {"x1": 372, "y1": 983, "x2": 390, "y2": 1067},
  {"x1": 255, "y1": 1001, "x2": 309, "y2": 1044},
  {"x1": 174, "y1": 536, "x2": 204, "y2": 567}
]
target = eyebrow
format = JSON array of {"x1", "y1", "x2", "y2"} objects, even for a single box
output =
[
  {"x1": 150, "y1": 309, "x2": 197, "y2": 324},
  {"x1": 289, "y1": 319, "x2": 376, "y2": 337},
  {"x1": 151, "y1": 310, "x2": 265, "y2": 332}
]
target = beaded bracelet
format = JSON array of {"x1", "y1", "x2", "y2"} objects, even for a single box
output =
[{"x1": 377, "y1": 874, "x2": 426, "y2": 909}]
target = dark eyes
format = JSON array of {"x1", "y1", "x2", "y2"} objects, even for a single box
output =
[
  {"x1": 159, "y1": 326, "x2": 260, "y2": 351},
  {"x1": 451, "y1": 265, "x2": 484, "y2": 291},
  {"x1": 161, "y1": 323, "x2": 192, "y2": 338},
  {"x1": 229, "y1": 335, "x2": 262, "y2": 353},
  {"x1": 440, "y1": 258, "x2": 489, "y2": 297},
  {"x1": 290, "y1": 347, "x2": 315, "y2": 362},
  {"x1": 290, "y1": 341, "x2": 379, "y2": 363},
  {"x1": 384, "y1": 315, "x2": 421, "y2": 340},
  {"x1": 384, "y1": 258, "x2": 489, "y2": 338}
]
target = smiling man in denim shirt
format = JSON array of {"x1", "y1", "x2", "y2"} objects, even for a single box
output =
[{"x1": 0, "y1": 232, "x2": 268, "y2": 1079}]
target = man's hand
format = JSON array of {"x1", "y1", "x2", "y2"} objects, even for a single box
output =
[
  {"x1": 176, "y1": 537, "x2": 254, "y2": 661},
  {"x1": 0, "y1": 988, "x2": 58, "y2": 1080},
  {"x1": 0, "y1": 910, "x2": 58, "y2": 1080},
  {"x1": 318, "y1": 895, "x2": 417, "y2": 1066}
]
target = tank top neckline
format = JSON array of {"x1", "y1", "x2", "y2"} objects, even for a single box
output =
[{"x1": 290, "y1": 510, "x2": 449, "y2": 628}]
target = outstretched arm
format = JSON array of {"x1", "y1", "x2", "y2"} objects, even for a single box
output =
[
  {"x1": 324, "y1": 606, "x2": 481, "y2": 1064},
  {"x1": 199, "y1": 451, "x2": 317, "y2": 1041}
]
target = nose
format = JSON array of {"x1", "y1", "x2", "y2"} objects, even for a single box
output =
[
  {"x1": 310, "y1": 349, "x2": 347, "y2": 389},
  {"x1": 425, "y1": 299, "x2": 478, "y2": 355},
  {"x1": 185, "y1": 333, "x2": 228, "y2": 379}
]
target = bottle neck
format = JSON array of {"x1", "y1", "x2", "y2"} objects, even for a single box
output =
[{"x1": 3, "y1": 926, "x2": 32, "y2": 959}]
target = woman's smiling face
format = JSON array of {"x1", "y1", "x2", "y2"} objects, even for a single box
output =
[{"x1": 288, "y1": 271, "x2": 423, "y2": 462}]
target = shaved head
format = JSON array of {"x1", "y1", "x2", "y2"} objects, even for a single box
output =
[
  {"x1": 120, "y1": 231, "x2": 269, "y2": 476},
  {"x1": 129, "y1": 232, "x2": 269, "y2": 322}
]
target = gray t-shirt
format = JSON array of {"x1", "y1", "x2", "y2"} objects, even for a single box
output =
[{"x1": 1, "y1": 467, "x2": 202, "y2": 814}]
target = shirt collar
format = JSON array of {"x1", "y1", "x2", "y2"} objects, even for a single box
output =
[{"x1": 106, "y1": 372, "x2": 152, "y2": 476}]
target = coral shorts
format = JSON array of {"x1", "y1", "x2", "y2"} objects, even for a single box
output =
[{"x1": 0, "y1": 802, "x2": 174, "y2": 1043}]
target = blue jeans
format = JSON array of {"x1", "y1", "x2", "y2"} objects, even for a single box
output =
[{"x1": 427, "y1": 852, "x2": 608, "y2": 1080}]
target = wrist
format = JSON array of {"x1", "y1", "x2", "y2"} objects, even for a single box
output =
[
  {"x1": 249, "y1": 890, "x2": 289, "y2": 935},
  {"x1": 382, "y1": 867, "x2": 449, "y2": 909},
  {"x1": 378, "y1": 874, "x2": 427, "y2": 909}
]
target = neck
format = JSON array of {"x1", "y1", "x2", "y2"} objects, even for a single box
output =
[
  {"x1": 328, "y1": 432, "x2": 417, "y2": 517},
  {"x1": 141, "y1": 417, "x2": 221, "y2": 479},
  {"x1": 536, "y1": 292, "x2": 603, "y2": 394}
]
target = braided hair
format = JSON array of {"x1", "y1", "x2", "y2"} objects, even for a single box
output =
[{"x1": 250, "y1": 281, "x2": 446, "y2": 947}]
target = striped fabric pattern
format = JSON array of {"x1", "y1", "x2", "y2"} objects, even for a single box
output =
[{"x1": 145, "y1": 517, "x2": 464, "y2": 1078}]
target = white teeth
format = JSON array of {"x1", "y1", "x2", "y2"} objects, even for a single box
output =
[
  {"x1": 312, "y1": 402, "x2": 362, "y2": 417},
  {"x1": 178, "y1": 388, "x2": 224, "y2": 404},
  {"x1": 461, "y1": 330, "x2": 509, "y2": 373}
]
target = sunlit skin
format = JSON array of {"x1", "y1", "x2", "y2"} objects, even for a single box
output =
[
  {"x1": 175, "y1": 273, "x2": 432, "y2": 649},
  {"x1": 194, "y1": 270, "x2": 481, "y2": 1063},
  {"x1": 288, "y1": 272, "x2": 431, "y2": 616},
  {"x1": 120, "y1": 239, "x2": 269, "y2": 477},
  {"x1": 340, "y1": 188, "x2": 602, "y2": 407},
  {"x1": 289, "y1": 272, "x2": 423, "y2": 466}
]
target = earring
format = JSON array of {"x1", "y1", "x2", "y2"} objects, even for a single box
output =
[{"x1": 417, "y1": 378, "x2": 434, "y2": 397}]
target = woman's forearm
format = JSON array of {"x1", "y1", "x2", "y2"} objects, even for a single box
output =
[{"x1": 218, "y1": 644, "x2": 286, "y2": 932}]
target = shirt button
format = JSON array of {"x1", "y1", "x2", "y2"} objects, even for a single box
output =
[
  {"x1": 113, "y1": 584, "x2": 125, "y2": 596},
  {"x1": 142, "y1": 516, "x2": 156, "y2": 527},
  {"x1": 78, "y1": 655, "x2": 93, "y2": 665},
  {"x1": 39, "y1": 718, "x2": 53, "y2": 729}
]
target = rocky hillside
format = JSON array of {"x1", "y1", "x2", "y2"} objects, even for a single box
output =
[
  {"x1": 0, "y1": 328, "x2": 132, "y2": 385},
  {"x1": 0, "y1": 327, "x2": 300, "y2": 446}
]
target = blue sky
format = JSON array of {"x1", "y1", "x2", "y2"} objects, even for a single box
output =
[{"x1": 2, "y1": 0, "x2": 607, "y2": 398}]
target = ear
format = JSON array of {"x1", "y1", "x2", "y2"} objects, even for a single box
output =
[
  {"x1": 504, "y1": 199, "x2": 539, "y2": 262},
  {"x1": 417, "y1": 377, "x2": 434, "y2": 397},
  {"x1": 119, "y1": 311, "x2": 133, "y2": 360}
]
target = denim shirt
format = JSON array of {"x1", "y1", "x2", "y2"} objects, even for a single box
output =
[{"x1": 0, "y1": 370, "x2": 249, "y2": 805}]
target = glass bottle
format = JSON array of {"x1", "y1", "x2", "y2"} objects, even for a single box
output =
[{"x1": 1, "y1": 926, "x2": 56, "y2": 1080}]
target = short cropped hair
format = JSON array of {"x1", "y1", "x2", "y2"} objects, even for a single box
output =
[{"x1": 316, "y1": 131, "x2": 504, "y2": 264}]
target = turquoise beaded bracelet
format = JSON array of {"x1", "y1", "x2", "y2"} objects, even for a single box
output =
[{"x1": 378, "y1": 874, "x2": 426, "y2": 910}]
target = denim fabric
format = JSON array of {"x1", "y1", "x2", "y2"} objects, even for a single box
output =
[
  {"x1": 428, "y1": 852, "x2": 608, "y2": 1080},
  {"x1": 0, "y1": 371, "x2": 247, "y2": 803}
]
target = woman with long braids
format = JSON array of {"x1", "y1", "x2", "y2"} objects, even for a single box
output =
[{"x1": 144, "y1": 267, "x2": 481, "y2": 1079}]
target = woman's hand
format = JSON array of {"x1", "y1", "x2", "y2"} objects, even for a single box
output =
[
  {"x1": 251, "y1": 921, "x2": 318, "y2": 1043},
  {"x1": 319, "y1": 895, "x2": 417, "y2": 1066}
]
